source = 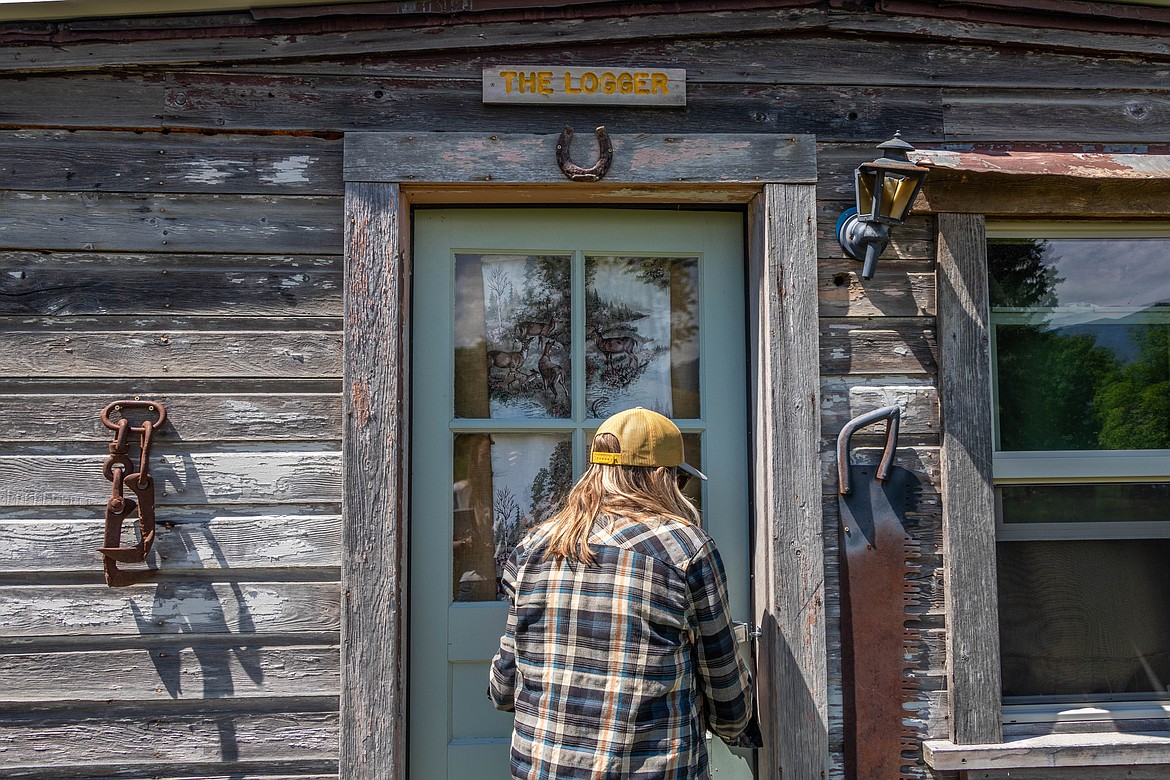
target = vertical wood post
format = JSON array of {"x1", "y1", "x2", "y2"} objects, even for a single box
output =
[
  {"x1": 752, "y1": 183, "x2": 828, "y2": 779},
  {"x1": 342, "y1": 181, "x2": 409, "y2": 778},
  {"x1": 936, "y1": 212, "x2": 1003, "y2": 745}
]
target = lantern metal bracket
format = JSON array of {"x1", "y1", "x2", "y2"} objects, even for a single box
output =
[{"x1": 836, "y1": 207, "x2": 891, "y2": 281}]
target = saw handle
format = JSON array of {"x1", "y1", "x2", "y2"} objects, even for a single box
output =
[{"x1": 836, "y1": 405, "x2": 900, "y2": 495}]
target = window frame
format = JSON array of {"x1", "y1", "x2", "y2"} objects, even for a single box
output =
[
  {"x1": 986, "y1": 221, "x2": 1170, "y2": 723},
  {"x1": 927, "y1": 203, "x2": 1170, "y2": 773}
]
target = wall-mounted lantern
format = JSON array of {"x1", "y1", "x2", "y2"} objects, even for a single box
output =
[{"x1": 835, "y1": 133, "x2": 929, "y2": 280}]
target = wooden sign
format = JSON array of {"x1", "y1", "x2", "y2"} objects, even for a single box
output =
[{"x1": 483, "y1": 67, "x2": 686, "y2": 106}]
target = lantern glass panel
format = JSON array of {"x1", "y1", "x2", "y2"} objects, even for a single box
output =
[
  {"x1": 880, "y1": 173, "x2": 919, "y2": 223},
  {"x1": 855, "y1": 168, "x2": 878, "y2": 219}
]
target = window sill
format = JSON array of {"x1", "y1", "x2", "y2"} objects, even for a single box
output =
[{"x1": 923, "y1": 731, "x2": 1170, "y2": 771}]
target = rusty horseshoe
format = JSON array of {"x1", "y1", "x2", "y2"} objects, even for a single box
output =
[{"x1": 556, "y1": 125, "x2": 613, "y2": 182}]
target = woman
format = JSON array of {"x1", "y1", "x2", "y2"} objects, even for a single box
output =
[{"x1": 489, "y1": 406, "x2": 753, "y2": 779}]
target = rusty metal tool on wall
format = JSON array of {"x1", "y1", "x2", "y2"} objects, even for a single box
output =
[
  {"x1": 99, "y1": 399, "x2": 166, "y2": 588},
  {"x1": 836, "y1": 405, "x2": 920, "y2": 780}
]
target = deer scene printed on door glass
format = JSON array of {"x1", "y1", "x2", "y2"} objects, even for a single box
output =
[
  {"x1": 456, "y1": 253, "x2": 572, "y2": 419},
  {"x1": 454, "y1": 252, "x2": 700, "y2": 421},
  {"x1": 586, "y1": 256, "x2": 699, "y2": 419}
]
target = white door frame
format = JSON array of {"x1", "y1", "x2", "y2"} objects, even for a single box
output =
[{"x1": 339, "y1": 130, "x2": 825, "y2": 780}]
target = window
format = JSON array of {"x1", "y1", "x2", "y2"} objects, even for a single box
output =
[{"x1": 988, "y1": 224, "x2": 1170, "y2": 723}]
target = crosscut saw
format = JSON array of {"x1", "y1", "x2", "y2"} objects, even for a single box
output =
[{"x1": 836, "y1": 405, "x2": 921, "y2": 780}]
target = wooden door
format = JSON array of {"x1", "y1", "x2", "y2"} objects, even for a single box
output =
[{"x1": 410, "y1": 208, "x2": 752, "y2": 779}]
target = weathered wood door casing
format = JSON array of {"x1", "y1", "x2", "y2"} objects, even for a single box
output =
[{"x1": 341, "y1": 131, "x2": 824, "y2": 780}]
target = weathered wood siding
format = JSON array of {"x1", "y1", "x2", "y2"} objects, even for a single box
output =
[
  {"x1": 1, "y1": 3, "x2": 1166, "y2": 778},
  {"x1": 0, "y1": 129, "x2": 344, "y2": 779}
]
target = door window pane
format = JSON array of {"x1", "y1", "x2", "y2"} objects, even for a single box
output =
[
  {"x1": 585, "y1": 256, "x2": 700, "y2": 419},
  {"x1": 453, "y1": 433, "x2": 573, "y2": 602},
  {"x1": 455, "y1": 253, "x2": 572, "y2": 419}
]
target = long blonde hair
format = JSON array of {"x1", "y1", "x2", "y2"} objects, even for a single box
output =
[{"x1": 543, "y1": 433, "x2": 700, "y2": 563}]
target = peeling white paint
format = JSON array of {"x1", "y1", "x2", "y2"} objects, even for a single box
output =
[
  {"x1": 260, "y1": 155, "x2": 313, "y2": 185},
  {"x1": 181, "y1": 158, "x2": 243, "y2": 186},
  {"x1": 253, "y1": 537, "x2": 316, "y2": 561}
]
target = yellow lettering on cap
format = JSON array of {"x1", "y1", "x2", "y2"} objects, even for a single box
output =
[{"x1": 590, "y1": 451, "x2": 622, "y2": 465}]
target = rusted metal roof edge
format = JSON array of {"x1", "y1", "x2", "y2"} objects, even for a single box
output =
[{"x1": 913, "y1": 146, "x2": 1170, "y2": 180}]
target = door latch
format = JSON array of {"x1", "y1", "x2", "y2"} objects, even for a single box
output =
[{"x1": 732, "y1": 621, "x2": 762, "y2": 644}]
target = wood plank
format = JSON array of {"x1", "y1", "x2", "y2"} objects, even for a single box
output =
[
  {"x1": 918, "y1": 172, "x2": 1170, "y2": 217},
  {"x1": 0, "y1": 70, "x2": 941, "y2": 140},
  {"x1": 346, "y1": 132, "x2": 815, "y2": 184},
  {"x1": 817, "y1": 235, "x2": 934, "y2": 262},
  {"x1": 926, "y1": 732, "x2": 1170, "y2": 771},
  {"x1": 1, "y1": 250, "x2": 341, "y2": 271},
  {"x1": 6, "y1": 6, "x2": 1170, "y2": 73},
  {"x1": 0, "y1": 192, "x2": 341, "y2": 254},
  {"x1": 820, "y1": 376, "x2": 939, "y2": 436},
  {"x1": 0, "y1": 581, "x2": 341, "y2": 637},
  {"x1": 0, "y1": 393, "x2": 342, "y2": 443},
  {"x1": 817, "y1": 267, "x2": 936, "y2": 318},
  {"x1": 943, "y1": 88, "x2": 1170, "y2": 142},
  {"x1": 0, "y1": 72, "x2": 164, "y2": 126},
  {"x1": 164, "y1": 75, "x2": 942, "y2": 141},
  {"x1": 81, "y1": 776, "x2": 337, "y2": 780},
  {"x1": 0, "y1": 330, "x2": 342, "y2": 379},
  {"x1": 936, "y1": 213, "x2": 1002, "y2": 744},
  {"x1": 970, "y1": 768, "x2": 1170, "y2": 779},
  {"x1": 0, "y1": 644, "x2": 339, "y2": 702},
  {"x1": 825, "y1": 10, "x2": 1170, "y2": 59},
  {"x1": 816, "y1": 205, "x2": 936, "y2": 243},
  {"x1": 0, "y1": 7, "x2": 833, "y2": 71},
  {"x1": 0, "y1": 511, "x2": 342, "y2": 573},
  {"x1": 0, "y1": 265, "x2": 343, "y2": 316},
  {"x1": 0, "y1": 130, "x2": 342, "y2": 194},
  {"x1": 0, "y1": 710, "x2": 338, "y2": 770},
  {"x1": 0, "y1": 451, "x2": 340, "y2": 507},
  {"x1": 341, "y1": 181, "x2": 408, "y2": 780},
  {"x1": 753, "y1": 183, "x2": 828, "y2": 779},
  {"x1": 819, "y1": 317, "x2": 938, "y2": 375},
  {"x1": 241, "y1": 35, "x2": 1170, "y2": 92},
  {"x1": 82, "y1": 776, "x2": 337, "y2": 780}
]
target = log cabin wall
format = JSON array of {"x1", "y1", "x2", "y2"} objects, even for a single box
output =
[{"x1": 0, "y1": 2, "x2": 1165, "y2": 778}]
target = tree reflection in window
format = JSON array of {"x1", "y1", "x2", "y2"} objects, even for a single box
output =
[{"x1": 990, "y1": 238, "x2": 1170, "y2": 452}]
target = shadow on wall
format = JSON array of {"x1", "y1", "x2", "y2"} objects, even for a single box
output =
[
  {"x1": 762, "y1": 608, "x2": 830, "y2": 778},
  {"x1": 129, "y1": 458, "x2": 264, "y2": 764}
]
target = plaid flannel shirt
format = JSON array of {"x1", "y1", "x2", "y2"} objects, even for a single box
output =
[{"x1": 488, "y1": 515, "x2": 753, "y2": 780}]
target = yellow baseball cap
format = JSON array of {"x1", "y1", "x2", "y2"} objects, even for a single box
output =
[{"x1": 589, "y1": 407, "x2": 707, "y2": 481}]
